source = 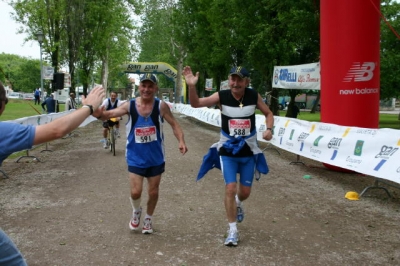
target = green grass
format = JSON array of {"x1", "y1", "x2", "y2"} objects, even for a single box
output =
[
  {"x1": 0, "y1": 99, "x2": 65, "y2": 121},
  {"x1": 2, "y1": 101, "x2": 399, "y2": 129}
]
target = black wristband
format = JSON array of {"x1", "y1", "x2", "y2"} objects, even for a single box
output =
[
  {"x1": 82, "y1": 105, "x2": 93, "y2": 115},
  {"x1": 267, "y1": 128, "x2": 272, "y2": 131}
]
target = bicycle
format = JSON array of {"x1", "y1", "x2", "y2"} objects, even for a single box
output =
[{"x1": 106, "y1": 117, "x2": 119, "y2": 156}]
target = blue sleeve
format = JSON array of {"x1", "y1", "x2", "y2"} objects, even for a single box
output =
[{"x1": 0, "y1": 122, "x2": 35, "y2": 164}]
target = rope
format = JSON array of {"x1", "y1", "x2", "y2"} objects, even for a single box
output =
[{"x1": 369, "y1": 0, "x2": 400, "y2": 40}]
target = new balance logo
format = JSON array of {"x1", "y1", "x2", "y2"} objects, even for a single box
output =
[{"x1": 343, "y1": 62, "x2": 375, "y2": 82}]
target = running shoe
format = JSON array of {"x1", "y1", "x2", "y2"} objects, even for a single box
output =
[
  {"x1": 224, "y1": 229, "x2": 239, "y2": 246},
  {"x1": 116, "y1": 130, "x2": 121, "y2": 138},
  {"x1": 129, "y1": 207, "x2": 142, "y2": 231},
  {"x1": 103, "y1": 142, "x2": 108, "y2": 149},
  {"x1": 142, "y1": 218, "x2": 153, "y2": 234}
]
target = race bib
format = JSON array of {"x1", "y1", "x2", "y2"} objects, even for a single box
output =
[
  {"x1": 229, "y1": 119, "x2": 251, "y2": 136},
  {"x1": 135, "y1": 126, "x2": 157, "y2": 143}
]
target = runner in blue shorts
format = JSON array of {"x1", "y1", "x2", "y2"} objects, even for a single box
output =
[
  {"x1": 183, "y1": 66, "x2": 274, "y2": 246},
  {"x1": 96, "y1": 74, "x2": 188, "y2": 234}
]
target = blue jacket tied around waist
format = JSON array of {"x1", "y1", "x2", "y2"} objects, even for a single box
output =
[{"x1": 197, "y1": 129, "x2": 269, "y2": 181}]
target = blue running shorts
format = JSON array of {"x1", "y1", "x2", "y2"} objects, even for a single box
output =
[
  {"x1": 128, "y1": 162, "x2": 165, "y2": 177},
  {"x1": 220, "y1": 156, "x2": 255, "y2": 186}
]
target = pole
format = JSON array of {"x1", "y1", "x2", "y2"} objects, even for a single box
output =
[{"x1": 39, "y1": 43, "x2": 44, "y2": 101}]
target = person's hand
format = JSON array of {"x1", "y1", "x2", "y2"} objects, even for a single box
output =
[
  {"x1": 81, "y1": 85, "x2": 105, "y2": 111},
  {"x1": 179, "y1": 142, "x2": 188, "y2": 155},
  {"x1": 262, "y1": 129, "x2": 273, "y2": 141},
  {"x1": 92, "y1": 105, "x2": 105, "y2": 119},
  {"x1": 183, "y1": 66, "x2": 199, "y2": 87}
]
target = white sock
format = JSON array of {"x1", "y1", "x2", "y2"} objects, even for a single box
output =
[
  {"x1": 133, "y1": 198, "x2": 141, "y2": 211},
  {"x1": 145, "y1": 214, "x2": 152, "y2": 220},
  {"x1": 229, "y1": 222, "x2": 237, "y2": 231}
]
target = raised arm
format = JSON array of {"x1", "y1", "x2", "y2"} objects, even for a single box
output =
[
  {"x1": 183, "y1": 66, "x2": 219, "y2": 108},
  {"x1": 34, "y1": 86, "x2": 105, "y2": 145}
]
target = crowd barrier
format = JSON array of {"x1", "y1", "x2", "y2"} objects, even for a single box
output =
[{"x1": 173, "y1": 104, "x2": 400, "y2": 192}]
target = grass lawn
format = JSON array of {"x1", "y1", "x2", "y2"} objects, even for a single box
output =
[{"x1": 0, "y1": 99, "x2": 65, "y2": 121}]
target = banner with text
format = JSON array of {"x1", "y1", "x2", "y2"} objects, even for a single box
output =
[{"x1": 272, "y1": 62, "x2": 320, "y2": 90}]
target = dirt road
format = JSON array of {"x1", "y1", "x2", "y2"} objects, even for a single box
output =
[{"x1": 1, "y1": 114, "x2": 400, "y2": 265}]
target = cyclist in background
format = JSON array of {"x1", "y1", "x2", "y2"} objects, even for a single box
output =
[{"x1": 101, "y1": 91, "x2": 126, "y2": 148}]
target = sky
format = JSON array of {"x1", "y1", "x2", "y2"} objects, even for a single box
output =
[{"x1": 0, "y1": 1, "x2": 41, "y2": 59}]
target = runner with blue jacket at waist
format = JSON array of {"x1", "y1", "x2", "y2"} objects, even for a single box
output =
[{"x1": 183, "y1": 65, "x2": 274, "y2": 247}]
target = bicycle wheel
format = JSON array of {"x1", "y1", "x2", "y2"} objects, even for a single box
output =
[{"x1": 110, "y1": 127, "x2": 116, "y2": 156}]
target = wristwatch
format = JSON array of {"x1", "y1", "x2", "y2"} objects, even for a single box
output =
[{"x1": 82, "y1": 105, "x2": 93, "y2": 115}]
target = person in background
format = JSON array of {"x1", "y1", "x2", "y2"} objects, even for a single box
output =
[
  {"x1": 65, "y1": 92, "x2": 78, "y2": 111},
  {"x1": 96, "y1": 74, "x2": 188, "y2": 235},
  {"x1": 41, "y1": 93, "x2": 57, "y2": 114},
  {"x1": 0, "y1": 81, "x2": 105, "y2": 266},
  {"x1": 34, "y1": 88, "x2": 41, "y2": 105},
  {"x1": 100, "y1": 91, "x2": 125, "y2": 147},
  {"x1": 183, "y1": 65, "x2": 274, "y2": 247}
]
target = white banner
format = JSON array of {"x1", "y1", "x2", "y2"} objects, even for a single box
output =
[
  {"x1": 6, "y1": 110, "x2": 96, "y2": 128},
  {"x1": 42, "y1": 66, "x2": 54, "y2": 80},
  {"x1": 220, "y1": 80, "x2": 229, "y2": 90},
  {"x1": 272, "y1": 62, "x2": 320, "y2": 90},
  {"x1": 173, "y1": 104, "x2": 400, "y2": 185},
  {"x1": 205, "y1": 78, "x2": 213, "y2": 91}
]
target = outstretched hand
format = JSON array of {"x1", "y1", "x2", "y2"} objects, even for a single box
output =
[
  {"x1": 183, "y1": 66, "x2": 199, "y2": 87},
  {"x1": 81, "y1": 85, "x2": 105, "y2": 112}
]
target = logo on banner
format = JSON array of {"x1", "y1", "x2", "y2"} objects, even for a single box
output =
[
  {"x1": 354, "y1": 140, "x2": 364, "y2": 156},
  {"x1": 374, "y1": 145, "x2": 399, "y2": 171},
  {"x1": 278, "y1": 127, "x2": 285, "y2": 145},
  {"x1": 328, "y1": 137, "x2": 342, "y2": 160},
  {"x1": 343, "y1": 62, "x2": 375, "y2": 82},
  {"x1": 273, "y1": 69, "x2": 279, "y2": 85},
  {"x1": 297, "y1": 132, "x2": 309, "y2": 152},
  {"x1": 313, "y1": 136, "x2": 324, "y2": 146}
]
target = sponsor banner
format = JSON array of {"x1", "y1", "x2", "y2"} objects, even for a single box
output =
[
  {"x1": 220, "y1": 80, "x2": 229, "y2": 90},
  {"x1": 64, "y1": 72, "x2": 71, "y2": 88},
  {"x1": 272, "y1": 62, "x2": 320, "y2": 90},
  {"x1": 205, "y1": 78, "x2": 213, "y2": 91},
  {"x1": 42, "y1": 66, "x2": 54, "y2": 80},
  {"x1": 174, "y1": 104, "x2": 400, "y2": 185},
  {"x1": 6, "y1": 110, "x2": 96, "y2": 128}
]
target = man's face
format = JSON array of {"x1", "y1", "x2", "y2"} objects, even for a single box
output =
[
  {"x1": 138, "y1": 81, "x2": 157, "y2": 99},
  {"x1": 228, "y1": 75, "x2": 249, "y2": 93},
  {"x1": 110, "y1": 93, "x2": 117, "y2": 101}
]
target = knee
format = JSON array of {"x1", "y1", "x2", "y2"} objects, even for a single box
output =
[
  {"x1": 130, "y1": 189, "x2": 142, "y2": 199},
  {"x1": 225, "y1": 183, "x2": 237, "y2": 197},
  {"x1": 239, "y1": 187, "x2": 251, "y2": 200}
]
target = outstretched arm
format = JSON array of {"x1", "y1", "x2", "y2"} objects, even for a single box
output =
[
  {"x1": 34, "y1": 86, "x2": 105, "y2": 145},
  {"x1": 95, "y1": 101, "x2": 129, "y2": 120},
  {"x1": 161, "y1": 101, "x2": 188, "y2": 155}
]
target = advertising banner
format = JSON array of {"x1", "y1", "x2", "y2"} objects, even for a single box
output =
[
  {"x1": 42, "y1": 66, "x2": 54, "y2": 80},
  {"x1": 272, "y1": 62, "x2": 320, "y2": 90}
]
